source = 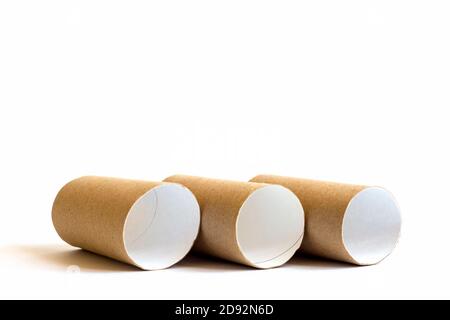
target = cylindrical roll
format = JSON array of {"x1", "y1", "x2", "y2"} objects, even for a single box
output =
[
  {"x1": 250, "y1": 175, "x2": 402, "y2": 265},
  {"x1": 52, "y1": 176, "x2": 200, "y2": 270},
  {"x1": 164, "y1": 175, "x2": 304, "y2": 269}
]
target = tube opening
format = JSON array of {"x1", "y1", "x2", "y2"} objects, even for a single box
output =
[
  {"x1": 343, "y1": 187, "x2": 402, "y2": 265},
  {"x1": 236, "y1": 185, "x2": 304, "y2": 269},
  {"x1": 123, "y1": 183, "x2": 200, "y2": 270}
]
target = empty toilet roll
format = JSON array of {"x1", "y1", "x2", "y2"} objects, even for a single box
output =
[
  {"x1": 250, "y1": 175, "x2": 402, "y2": 265},
  {"x1": 164, "y1": 175, "x2": 305, "y2": 269},
  {"x1": 52, "y1": 176, "x2": 200, "y2": 270}
]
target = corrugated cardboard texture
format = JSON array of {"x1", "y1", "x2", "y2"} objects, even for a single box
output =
[
  {"x1": 250, "y1": 175, "x2": 365, "y2": 264},
  {"x1": 164, "y1": 175, "x2": 267, "y2": 267},
  {"x1": 52, "y1": 176, "x2": 161, "y2": 267}
]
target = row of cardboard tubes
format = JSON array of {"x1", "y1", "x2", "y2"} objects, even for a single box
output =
[{"x1": 52, "y1": 174, "x2": 402, "y2": 270}]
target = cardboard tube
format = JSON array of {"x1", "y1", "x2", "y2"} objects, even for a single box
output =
[
  {"x1": 250, "y1": 175, "x2": 402, "y2": 265},
  {"x1": 163, "y1": 175, "x2": 304, "y2": 268},
  {"x1": 52, "y1": 176, "x2": 200, "y2": 270}
]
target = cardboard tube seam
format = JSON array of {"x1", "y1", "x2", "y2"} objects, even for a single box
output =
[{"x1": 125, "y1": 190, "x2": 159, "y2": 247}]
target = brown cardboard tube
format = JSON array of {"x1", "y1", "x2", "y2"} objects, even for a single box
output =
[
  {"x1": 250, "y1": 175, "x2": 402, "y2": 265},
  {"x1": 163, "y1": 175, "x2": 304, "y2": 269},
  {"x1": 52, "y1": 176, "x2": 200, "y2": 270}
]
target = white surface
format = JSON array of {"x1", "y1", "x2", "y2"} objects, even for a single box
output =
[
  {"x1": 237, "y1": 185, "x2": 304, "y2": 268},
  {"x1": 124, "y1": 184, "x2": 200, "y2": 270},
  {"x1": 343, "y1": 187, "x2": 402, "y2": 265},
  {"x1": 0, "y1": 0, "x2": 449, "y2": 299}
]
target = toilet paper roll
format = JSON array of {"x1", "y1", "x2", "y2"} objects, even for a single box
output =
[
  {"x1": 52, "y1": 176, "x2": 200, "y2": 270},
  {"x1": 164, "y1": 175, "x2": 304, "y2": 269},
  {"x1": 250, "y1": 175, "x2": 402, "y2": 265}
]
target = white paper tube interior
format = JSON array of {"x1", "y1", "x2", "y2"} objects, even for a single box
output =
[
  {"x1": 343, "y1": 187, "x2": 402, "y2": 265},
  {"x1": 236, "y1": 185, "x2": 304, "y2": 269},
  {"x1": 123, "y1": 184, "x2": 200, "y2": 270}
]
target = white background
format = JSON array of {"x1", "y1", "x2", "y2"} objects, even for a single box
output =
[{"x1": 0, "y1": 1, "x2": 449, "y2": 299}]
